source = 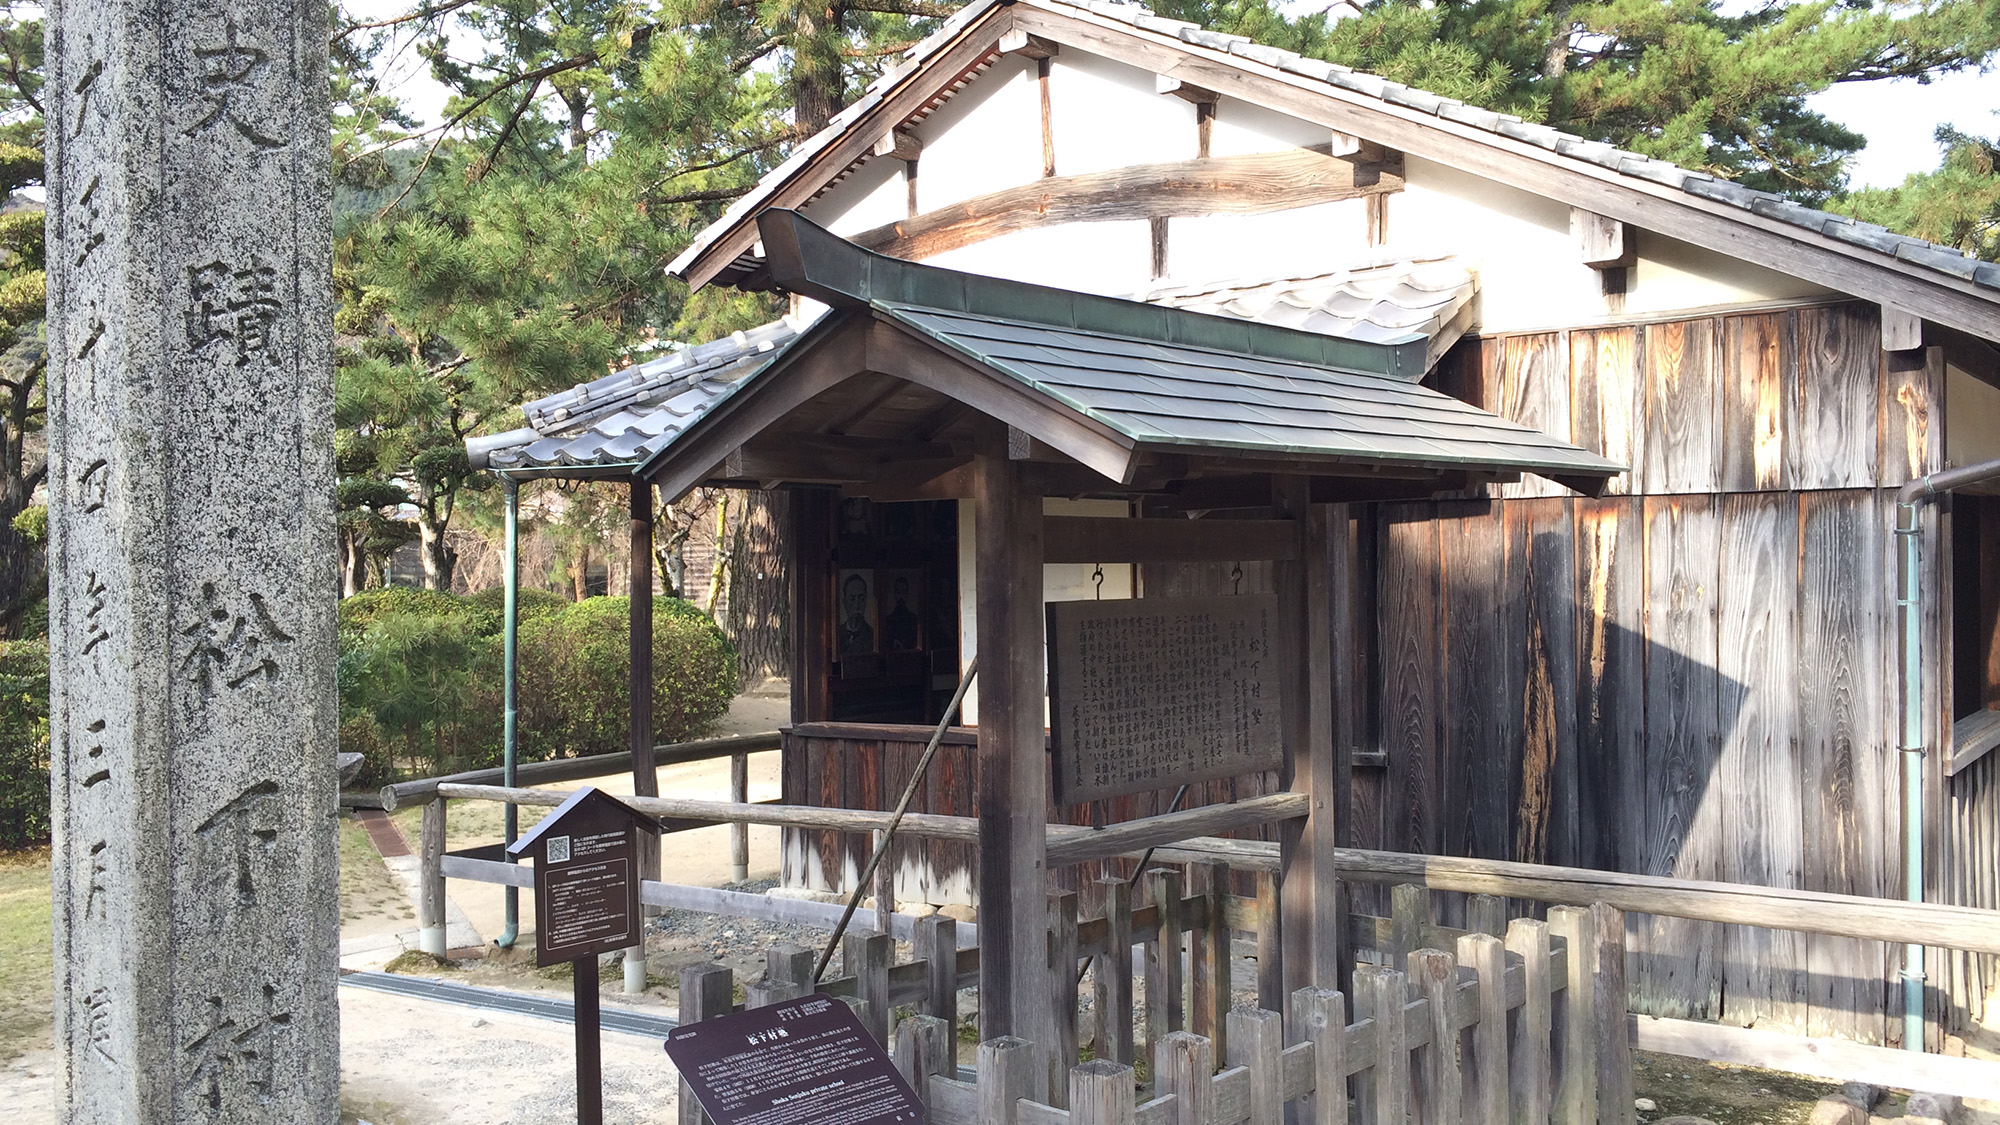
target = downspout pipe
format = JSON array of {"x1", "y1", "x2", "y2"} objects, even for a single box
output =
[
  {"x1": 497, "y1": 475, "x2": 522, "y2": 949},
  {"x1": 1894, "y1": 455, "x2": 2000, "y2": 1051}
]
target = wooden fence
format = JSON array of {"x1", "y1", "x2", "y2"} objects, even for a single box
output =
[{"x1": 680, "y1": 880, "x2": 1627, "y2": 1125}]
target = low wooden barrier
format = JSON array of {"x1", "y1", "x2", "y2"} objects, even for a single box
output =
[{"x1": 375, "y1": 731, "x2": 782, "y2": 811}]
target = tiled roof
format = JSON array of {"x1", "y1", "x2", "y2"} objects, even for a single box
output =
[
  {"x1": 466, "y1": 317, "x2": 807, "y2": 475},
  {"x1": 1133, "y1": 255, "x2": 1476, "y2": 348},
  {"x1": 666, "y1": 0, "x2": 2000, "y2": 300}
]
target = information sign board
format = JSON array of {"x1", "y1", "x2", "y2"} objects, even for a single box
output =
[
  {"x1": 664, "y1": 995, "x2": 925, "y2": 1125},
  {"x1": 1047, "y1": 593, "x2": 1284, "y2": 803}
]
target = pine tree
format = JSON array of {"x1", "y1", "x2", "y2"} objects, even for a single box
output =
[
  {"x1": 1836, "y1": 125, "x2": 2000, "y2": 259},
  {"x1": 0, "y1": 11, "x2": 44, "y2": 635}
]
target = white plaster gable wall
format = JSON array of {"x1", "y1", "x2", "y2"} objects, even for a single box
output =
[
  {"x1": 1204, "y1": 94, "x2": 1332, "y2": 156},
  {"x1": 910, "y1": 54, "x2": 1044, "y2": 213},
  {"x1": 808, "y1": 154, "x2": 907, "y2": 238},
  {"x1": 927, "y1": 219, "x2": 1157, "y2": 294},
  {"x1": 1166, "y1": 201, "x2": 1371, "y2": 282},
  {"x1": 1045, "y1": 50, "x2": 1196, "y2": 174}
]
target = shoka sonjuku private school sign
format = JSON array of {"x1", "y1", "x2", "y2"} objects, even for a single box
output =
[
  {"x1": 508, "y1": 786, "x2": 660, "y2": 968},
  {"x1": 1047, "y1": 594, "x2": 1284, "y2": 803}
]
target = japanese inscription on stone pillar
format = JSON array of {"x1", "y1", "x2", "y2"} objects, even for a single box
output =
[
  {"x1": 46, "y1": 2, "x2": 337, "y2": 1120},
  {"x1": 1047, "y1": 595, "x2": 1285, "y2": 804}
]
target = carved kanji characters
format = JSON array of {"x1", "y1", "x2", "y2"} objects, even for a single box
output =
[
  {"x1": 178, "y1": 582, "x2": 293, "y2": 693},
  {"x1": 183, "y1": 19, "x2": 280, "y2": 149}
]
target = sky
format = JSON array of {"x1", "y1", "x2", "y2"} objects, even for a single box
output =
[{"x1": 339, "y1": 0, "x2": 2000, "y2": 191}]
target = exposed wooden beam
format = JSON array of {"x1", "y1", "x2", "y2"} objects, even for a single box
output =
[
  {"x1": 1008, "y1": 2, "x2": 2000, "y2": 341},
  {"x1": 725, "y1": 435, "x2": 959, "y2": 485},
  {"x1": 1571, "y1": 207, "x2": 1634, "y2": 269},
  {"x1": 871, "y1": 129, "x2": 922, "y2": 161},
  {"x1": 1155, "y1": 75, "x2": 1217, "y2": 104},
  {"x1": 1043, "y1": 514, "x2": 1299, "y2": 564},
  {"x1": 997, "y1": 28, "x2": 1058, "y2": 59},
  {"x1": 851, "y1": 146, "x2": 1403, "y2": 260},
  {"x1": 1881, "y1": 304, "x2": 1924, "y2": 351}
]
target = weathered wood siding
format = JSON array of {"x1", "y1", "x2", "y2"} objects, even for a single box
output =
[{"x1": 1363, "y1": 301, "x2": 1947, "y2": 1041}]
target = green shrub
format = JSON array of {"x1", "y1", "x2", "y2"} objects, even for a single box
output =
[
  {"x1": 339, "y1": 608, "x2": 501, "y2": 777},
  {"x1": 0, "y1": 639, "x2": 48, "y2": 848},
  {"x1": 339, "y1": 586, "x2": 498, "y2": 642},
  {"x1": 516, "y1": 596, "x2": 736, "y2": 761},
  {"x1": 463, "y1": 585, "x2": 566, "y2": 624}
]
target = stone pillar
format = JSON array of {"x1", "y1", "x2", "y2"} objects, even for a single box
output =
[{"x1": 46, "y1": 2, "x2": 338, "y2": 1121}]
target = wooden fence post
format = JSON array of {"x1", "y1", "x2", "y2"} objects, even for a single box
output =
[
  {"x1": 1506, "y1": 917, "x2": 1553, "y2": 1125},
  {"x1": 1050, "y1": 890, "x2": 1080, "y2": 1094},
  {"x1": 1409, "y1": 948, "x2": 1462, "y2": 1125},
  {"x1": 1590, "y1": 902, "x2": 1634, "y2": 1125},
  {"x1": 1147, "y1": 868, "x2": 1186, "y2": 1055},
  {"x1": 845, "y1": 928, "x2": 892, "y2": 1044},
  {"x1": 1468, "y1": 893, "x2": 1507, "y2": 938},
  {"x1": 1095, "y1": 876, "x2": 1136, "y2": 1065},
  {"x1": 1192, "y1": 862, "x2": 1231, "y2": 1063},
  {"x1": 873, "y1": 828, "x2": 896, "y2": 934},
  {"x1": 1289, "y1": 986, "x2": 1346, "y2": 1125},
  {"x1": 678, "y1": 963, "x2": 734, "y2": 1125},
  {"x1": 1391, "y1": 883, "x2": 1429, "y2": 965},
  {"x1": 978, "y1": 1036, "x2": 1036, "y2": 1125},
  {"x1": 1355, "y1": 965, "x2": 1408, "y2": 1125},
  {"x1": 1071, "y1": 1059, "x2": 1137, "y2": 1125},
  {"x1": 1228, "y1": 1007, "x2": 1284, "y2": 1125},
  {"x1": 767, "y1": 942, "x2": 815, "y2": 988},
  {"x1": 730, "y1": 750, "x2": 749, "y2": 883},
  {"x1": 1459, "y1": 932, "x2": 1509, "y2": 1125},
  {"x1": 892, "y1": 1013, "x2": 953, "y2": 1108},
  {"x1": 419, "y1": 799, "x2": 447, "y2": 957},
  {"x1": 745, "y1": 978, "x2": 803, "y2": 1007},
  {"x1": 1547, "y1": 906, "x2": 1597, "y2": 1125},
  {"x1": 1257, "y1": 871, "x2": 1284, "y2": 1010},
  {"x1": 916, "y1": 912, "x2": 960, "y2": 1047},
  {"x1": 1154, "y1": 1030, "x2": 1214, "y2": 1125}
]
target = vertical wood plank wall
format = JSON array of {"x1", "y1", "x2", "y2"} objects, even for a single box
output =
[{"x1": 1362, "y1": 301, "x2": 1947, "y2": 1042}]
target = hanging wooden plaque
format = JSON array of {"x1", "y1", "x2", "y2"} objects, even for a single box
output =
[{"x1": 1047, "y1": 594, "x2": 1284, "y2": 804}]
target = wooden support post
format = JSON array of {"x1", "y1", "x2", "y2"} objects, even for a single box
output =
[
  {"x1": 1155, "y1": 1030, "x2": 1214, "y2": 1125},
  {"x1": 1409, "y1": 948, "x2": 1462, "y2": 1125},
  {"x1": 745, "y1": 978, "x2": 803, "y2": 1007},
  {"x1": 1591, "y1": 903, "x2": 1635, "y2": 1125},
  {"x1": 1289, "y1": 987, "x2": 1346, "y2": 1125},
  {"x1": 1072, "y1": 1059, "x2": 1138, "y2": 1125},
  {"x1": 845, "y1": 928, "x2": 892, "y2": 1044},
  {"x1": 678, "y1": 963, "x2": 734, "y2": 1125},
  {"x1": 1326, "y1": 505, "x2": 1360, "y2": 998},
  {"x1": 1356, "y1": 965, "x2": 1408, "y2": 1125},
  {"x1": 1095, "y1": 876, "x2": 1136, "y2": 1065},
  {"x1": 916, "y1": 913, "x2": 960, "y2": 1039},
  {"x1": 1468, "y1": 893, "x2": 1507, "y2": 937},
  {"x1": 1548, "y1": 906, "x2": 1598, "y2": 1125},
  {"x1": 1227, "y1": 1007, "x2": 1284, "y2": 1125},
  {"x1": 1193, "y1": 862, "x2": 1231, "y2": 1062},
  {"x1": 1507, "y1": 917, "x2": 1554, "y2": 1125},
  {"x1": 730, "y1": 751, "x2": 750, "y2": 883},
  {"x1": 1460, "y1": 932, "x2": 1509, "y2": 1125},
  {"x1": 631, "y1": 482, "x2": 660, "y2": 865},
  {"x1": 419, "y1": 799, "x2": 447, "y2": 956},
  {"x1": 974, "y1": 452, "x2": 1052, "y2": 1093},
  {"x1": 1050, "y1": 891, "x2": 1080, "y2": 1084},
  {"x1": 1256, "y1": 870, "x2": 1283, "y2": 1011},
  {"x1": 1276, "y1": 488, "x2": 1343, "y2": 1001},
  {"x1": 978, "y1": 1036, "x2": 1037, "y2": 1125},
  {"x1": 1146, "y1": 868, "x2": 1185, "y2": 1054}
]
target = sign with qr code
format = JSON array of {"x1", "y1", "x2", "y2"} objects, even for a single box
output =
[{"x1": 506, "y1": 787, "x2": 660, "y2": 968}]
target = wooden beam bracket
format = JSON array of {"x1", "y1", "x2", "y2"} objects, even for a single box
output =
[
  {"x1": 1571, "y1": 207, "x2": 1635, "y2": 269},
  {"x1": 998, "y1": 28, "x2": 1058, "y2": 59}
]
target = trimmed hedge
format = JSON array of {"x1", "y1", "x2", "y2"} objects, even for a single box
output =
[
  {"x1": 338, "y1": 590, "x2": 738, "y2": 783},
  {"x1": 0, "y1": 639, "x2": 48, "y2": 848}
]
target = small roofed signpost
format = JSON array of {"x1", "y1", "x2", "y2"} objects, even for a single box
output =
[{"x1": 509, "y1": 787, "x2": 662, "y2": 1125}]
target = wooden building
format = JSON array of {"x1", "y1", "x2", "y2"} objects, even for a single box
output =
[{"x1": 477, "y1": 0, "x2": 2000, "y2": 1044}]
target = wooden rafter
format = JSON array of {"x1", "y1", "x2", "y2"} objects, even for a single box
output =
[{"x1": 850, "y1": 145, "x2": 1403, "y2": 260}]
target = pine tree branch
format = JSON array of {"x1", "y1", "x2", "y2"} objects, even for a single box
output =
[
  {"x1": 335, "y1": 0, "x2": 481, "y2": 41},
  {"x1": 847, "y1": 0, "x2": 958, "y2": 17},
  {"x1": 732, "y1": 36, "x2": 785, "y2": 73},
  {"x1": 842, "y1": 40, "x2": 919, "y2": 58},
  {"x1": 653, "y1": 133, "x2": 793, "y2": 190},
  {"x1": 653, "y1": 185, "x2": 753, "y2": 205},
  {"x1": 471, "y1": 75, "x2": 544, "y2": 182}
]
